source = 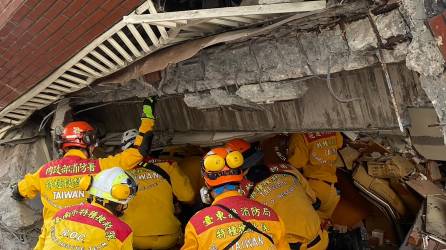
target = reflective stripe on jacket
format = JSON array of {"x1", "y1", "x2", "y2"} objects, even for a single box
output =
[
  {"x1": 122, "y1": 157, "x2": 195, "y2": 238},
  {"x1": 288, "y1": 132, "x2": 343, "y2": 183},
  {"x1": 181, "y1": 191, "x2": 290, "y2": 250},
  {"x1": 34, "y1": 203, "x2": 133, "y2": 250}
]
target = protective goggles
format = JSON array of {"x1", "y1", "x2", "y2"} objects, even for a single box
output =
[
  {"x1": 82, "y1": 131, "x2": 98, "y2": 146},
  {"x1": 203, "y1": 148, "x2": 244, "y2": 172}
]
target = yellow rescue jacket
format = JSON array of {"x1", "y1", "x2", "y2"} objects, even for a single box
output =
[
  {"x1": 242, "y1": 164, "x2": 323, "y2": 245},
  {"x1": 35, "y1": 202, "x2": 133, "y2": 250},
  {"x1": 122, "y1": 157, "x2": 195, "y2": 239},
  {"x1": 18, "y1": 119, "x2": 154, "y2": 223},
  {"x1": 159, "y1": 146, "x2": 205, "y2": 201},
  {"x1": 288, "y1": 132, "x2": 343, "y2": 183},
  {"x1": 181, "y1": 191, "x2": 290, "y2": 250}
]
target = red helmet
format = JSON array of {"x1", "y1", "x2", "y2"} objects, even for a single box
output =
[{"x1": 61, "y1": 121, "x2": 96, "y2": 150}]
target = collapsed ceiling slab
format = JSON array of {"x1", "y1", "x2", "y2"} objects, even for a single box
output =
[{"x1": 154, "y1": 63, "x2": 428, "y2": 132}]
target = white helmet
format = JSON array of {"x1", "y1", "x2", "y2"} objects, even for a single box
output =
[
  {"x1": 80, "y1": 167, "x2": 138, "y2": 205},
  {"x1": 121, "y1": 129, "x2": 138, "y2": 150}
]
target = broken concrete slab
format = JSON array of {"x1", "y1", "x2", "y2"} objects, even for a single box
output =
[
  {"x1": 161, "y1": 10, "x2": 410, "y2": 100},
  {"x1": 400, "y1": 0, "x2": 445, "y2": 77},
  {"x1": 210, "y1": 89, "x2": 261, "y2": 109},
  {"x1": 236, "y1": 80, "x2": 308, "y2": 103},
  {"x1": 345, "y1": 18, "x2": 378, "y2": 51},
  {"x1": 373, "y1": 10, "x2": 409, "y2": 43},
  {"x1": 184, "y1": 93, "x2": 220, "y2": 109},
  {"x1": 426, "y1": 195, "x2": 446, "y2": 241},
  {"x1": 419, "y1": 73, "x2": 446, "y2": 143}
]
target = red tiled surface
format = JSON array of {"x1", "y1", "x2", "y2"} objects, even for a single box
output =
[
  {"x1": 0, "y1": 0, "x2": 143, "y2": 108},
  {"x1": 428, "y1": 11, "x2": 446, "y2": 61}
]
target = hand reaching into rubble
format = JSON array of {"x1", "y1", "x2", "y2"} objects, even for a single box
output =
[{"x1": 136, "y1": 96, "x2": 158, "y2": 157}]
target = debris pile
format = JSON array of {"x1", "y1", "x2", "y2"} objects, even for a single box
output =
[{"x1": 335, "y1": 132, "x2": 446, "y2": 249}]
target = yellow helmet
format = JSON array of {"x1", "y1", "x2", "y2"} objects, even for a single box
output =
[{"x1": 80, "y1": 167, "x2": 138, "y2": 205}]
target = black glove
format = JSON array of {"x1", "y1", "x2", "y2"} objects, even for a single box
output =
[
  {"x1": 139, "y1": 132, "x2": 154, "y2": 157},
  {"x1": 312, "y1": 197, "x2": 321, "y2": 210},
  {"x1": 10, "y1": 183, "x2": 25, "y2": 201}
]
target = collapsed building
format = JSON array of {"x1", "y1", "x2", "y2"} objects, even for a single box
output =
[{"x1": 0, "y1": 0, "x2": 445, "y2": 249}]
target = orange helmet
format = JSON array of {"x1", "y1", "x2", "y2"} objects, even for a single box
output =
[
  {"x1": 61, "y1": 121, "x2": 96, "y2": 150},
  {"x1": 202, "y1": 147, "x2": 244, "y2": 187},
  {"x1": 225, "y1": 138, "x2": 251, "y2": 153}
]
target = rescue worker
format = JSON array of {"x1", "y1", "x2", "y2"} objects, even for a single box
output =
[
  {"x1": 158, "y1": 145, "x2": 205, "y2": 200},
  {"x1": 243, "y1": 163, "x2": 328, "y2": 250},
  {"x1": 35, "y1": 167, "x2": 137, "y2": 250},
  {"x1": 120, "y1": 130, "x2": 195, "y2": 249},
  {"x1": 287, "y1": 132, "x2": 343, "y2": 220},
  {"x1": 182, "y1": 147, "x2": 290, "y2": 250},
  {"x1": 158, "y1": 145, "x2": 207, "y2": 225},
  {"x1": 10, "y1": 98, "x2": 156, "y2": 224}
]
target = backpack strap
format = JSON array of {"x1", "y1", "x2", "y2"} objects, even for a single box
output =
[
  {"x1": 141, "y1": 162, "x2": 171, "y2": 185},
  {"x1": 214, "y1": 204, "x2": 274, "y2": 250}
]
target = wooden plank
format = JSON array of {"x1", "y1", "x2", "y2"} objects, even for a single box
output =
[
  {"x1": 4, "y1": 112, "x2": 27, "y2": 120},
  {"x1": 19, "y1": 104, "x2": 39, "y2": 110},
  {"x1": 145, "y1": 0, "x2": 169, "y2": 39},
  {"x1": 98, "y1": 44, "x2": 125, "y2": 66},
  {"x1": 61, "y1": 73, "x2": 89, "y2": 85},
  {"x1": 11, "y1": 109, "x2": 30, "y2": 115},
  {"x1": 0, "y1": 118, "x2": 20, "y2": 125},
  {"x1": 117, "y1": 30, "x2": 142, "y2": 57},
  {"x1": 48, "y1": 84, "x2": 72, "y2": 93},
  {"x1": 83, "y1": 57, "x2": 111, "y2": 74},
  {"x1": 36, "y1": 93, "x2": 59, "y2": 100},
  {"x1": 42, "y1": 88, "x2": 63, "y2": 95},
  {"x1": 68, "y1": 68, "x2": 93, "y2": 78},
  {"x1": 184, "y1": 20, "x2": 221, "y2": 31},
  {"x1": 127, "y1": 24, "x2": 151, "y2": 53},
  {"x1": 107, "y1": 38, "x2": 134, "y2": 62},
  {"x1": 141, "y1": 23, "x2": 160, "y2": 47},
  {"x1": 207, "y1": 18, "x2": 240, "y2": 27},
  {"x1": 0, "y1": 125, "x2": 13, "y2": 139},
  {"x1": 74, "y1": 63, "x2": 103, "y2": 78},
  {"x1": 30, "y1": 97, "x2": 51, "y2": 105},
  {"x1": 90, "y1": 51, "x2": 117, "y2": 70},
  {"x1": 150, "y1": 21, "x2": 180, "y2": 28},
  {"x1": 222, "y1": 16, "x2": 257, "y2": 24},
  {"x1": 54, "y1": 79, "x2": 82, "y2": 89},
  {"x1": 124, "y1": 1, "x2": 326, "y2": 23}
]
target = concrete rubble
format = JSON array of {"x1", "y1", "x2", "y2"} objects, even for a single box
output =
[
  {"x1": 400, "y1": 0, "x2": 445, "y2": 77},
  {"x1": 159, "y1": 8, "x2": 411, "y2": 109}
]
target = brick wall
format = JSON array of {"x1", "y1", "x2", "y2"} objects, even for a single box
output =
[
  {"x1": 0, "y1": 0, "x2": 143, "y2": 108},
  {"x1": 428, "y1": 10, "x2": 446, "y2": 61}
]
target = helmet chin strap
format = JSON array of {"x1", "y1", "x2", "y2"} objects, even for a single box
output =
[{"x1": 91, "y1": 196, "x2": 126, "y2": 217}]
